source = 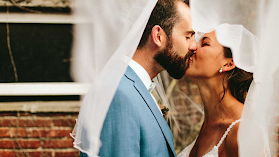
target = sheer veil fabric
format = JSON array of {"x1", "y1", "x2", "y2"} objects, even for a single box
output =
[
  {"x1": 70, "y1": 0, "x2": 158, "y2": 156},
  {"x1": 70, "y1": 0, "x2": 279, "y2": 156},
  {"x1": 190, "y1": 0, "x2": 279, "y2": 156}
]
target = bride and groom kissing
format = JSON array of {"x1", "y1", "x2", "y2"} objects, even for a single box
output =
[{"x1": 80, "y1": 0, "x2": 253, "y2": 156}]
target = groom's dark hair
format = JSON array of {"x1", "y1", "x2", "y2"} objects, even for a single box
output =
[{"x1": 138, "y1": 0, "x2": 188, "y2": 49}]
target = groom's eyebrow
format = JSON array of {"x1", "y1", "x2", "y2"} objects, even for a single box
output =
[{"x1": 186, "y1": 30, "x2": 195, "y2": 35}]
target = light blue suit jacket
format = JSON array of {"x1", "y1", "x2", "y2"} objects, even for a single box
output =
[{"x1": 81, "y1": 66, "x2": 176, "y2": 157}]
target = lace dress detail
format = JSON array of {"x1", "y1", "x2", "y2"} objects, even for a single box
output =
[{"x1": 178, "y1": 119, "x2": 241, "y2": 157}]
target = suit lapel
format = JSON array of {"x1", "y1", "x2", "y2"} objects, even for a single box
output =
[{"x1": 125, "y1": 66, "x2": 176, "y2": 157}]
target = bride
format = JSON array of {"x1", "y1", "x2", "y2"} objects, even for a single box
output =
[{"x1": 178, "y1": 29, "x2": 253, "y2": 157}]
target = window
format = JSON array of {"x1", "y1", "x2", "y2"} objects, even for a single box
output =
[{"x1": 0, "y1": 5, "x2": 90, "y2": 111}]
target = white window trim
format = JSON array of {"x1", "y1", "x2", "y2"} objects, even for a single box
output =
[
  {"x1": 0, "y1": 83, "x2": 91, "y2": 96},
  {"x1": 0, "y1": 13, "x2": 90, "y2": 113},
  {"x1": 0, "y1": 83, "x2": 91, "y2": 112}
]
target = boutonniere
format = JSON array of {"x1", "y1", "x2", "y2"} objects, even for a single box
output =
[{"x1": 159, "y1": 104, "x2": 169, "y2": 119}]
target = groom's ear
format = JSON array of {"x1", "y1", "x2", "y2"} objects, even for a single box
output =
[{"x1": 150, "y1": 25, "x2": 167, "y2": 48}]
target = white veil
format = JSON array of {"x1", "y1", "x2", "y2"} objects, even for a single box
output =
[
  {"x1": 70, "y1": 0, "x2": 158, "y2": 156},
  {"x1": 70, "y1": 0, "x2": 279, "y2": 156},
  {"x1": 190, "y1": 0, "x2": 279, "y2": 156}
]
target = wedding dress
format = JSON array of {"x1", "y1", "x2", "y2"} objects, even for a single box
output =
[{"x1": 178, "y1": 120, "x2": 241, "y2": 157}]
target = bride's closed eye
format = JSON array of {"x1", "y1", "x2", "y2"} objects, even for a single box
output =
[
  {"x1": 202, "y1": 42, "x2": 209, "y2": 47},
  {"x1": 200, "y1": 36, "x2": 210, "y2": 47}
]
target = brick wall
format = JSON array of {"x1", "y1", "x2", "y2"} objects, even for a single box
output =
[
  {"x1": 170, "y1": 77, "x2": 204, "y2": 153},
  {"x1": 0, "y1": 111, "x2": 79, "y2": 157}
]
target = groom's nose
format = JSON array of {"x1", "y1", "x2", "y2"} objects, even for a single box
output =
[
  {"x1": 188, "y1": 49, "x2": 195, "y2": 58},
  {"x1": 188, "y1": 38, "x2": 197, "y2": 51}
]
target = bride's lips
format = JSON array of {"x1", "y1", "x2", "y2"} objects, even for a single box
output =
[
  {"x1": 188, "y1": 57, "x2": 193, "y2": 63},
  {"x1": 188, "y1": 54, "x2": 194, "y2": 63},
  {"x1": 185, "y1": 51, "x2": 195, "y2": 66}
]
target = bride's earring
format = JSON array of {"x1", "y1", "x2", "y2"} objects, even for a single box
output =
[{"x1": 219, "y1": 68, "x2": 223, "y2": 73}]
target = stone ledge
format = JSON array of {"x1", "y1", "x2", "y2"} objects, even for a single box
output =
[{"x1": 0, "y1": 101, "x2": 81, "y2": 113}]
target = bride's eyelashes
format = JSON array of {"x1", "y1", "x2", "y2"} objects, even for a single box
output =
[{"x1": 202, "y1": 42, "x2": 209, "y2": 47}]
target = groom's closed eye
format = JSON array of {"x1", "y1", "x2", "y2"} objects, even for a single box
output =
[{"x1": 185, "y1": 30, "x2": 195, "y2": 39}]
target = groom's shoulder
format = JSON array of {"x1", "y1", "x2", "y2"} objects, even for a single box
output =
[
  {"x1": 110, "y1": 74, "x2": 138, "y2": 110},
  {"x1": 117, "y1": 68, "x2": 136, "y2": 89},
  {"x1": 116, "y1": 74, "x2": 134, "y2": 94},
  {"x1": 112, "y1": 71, "x2": 139, "y2": 101}
]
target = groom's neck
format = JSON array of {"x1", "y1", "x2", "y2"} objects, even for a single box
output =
[{"x1": 133, "y1": 49, "x2": 163, "y2": 79}]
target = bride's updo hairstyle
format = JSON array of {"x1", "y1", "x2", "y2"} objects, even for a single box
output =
[{"x1": 222, "y1": 47, "x2": 253, "y2": 104}]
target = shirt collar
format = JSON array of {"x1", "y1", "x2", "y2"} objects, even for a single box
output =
[
  {"x1": 129, "y1": 59, "x2": 152, "y2": 90},
  {"x1": 129, "y1": 59, "x2": 161, "y2": 115}
]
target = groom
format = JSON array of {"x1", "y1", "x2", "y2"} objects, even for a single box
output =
[{"x1": 81, "y1": 0, "x2": 196, "y2": 156}]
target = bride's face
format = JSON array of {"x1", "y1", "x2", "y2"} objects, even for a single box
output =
[{"x1": 184, "y1": 31, "x2": 226, "y2": 79}]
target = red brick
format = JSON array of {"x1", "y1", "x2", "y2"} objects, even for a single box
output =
[
  {"x1": 0, "y1": 151, "x2": 17, "y2": 157},
  {"x1": 17, "y1": 129, "x2": 46, "y2": 138},
  {"x1": 43, "y1": 139, "x2": 73, "y2": 148},
  {"x1": 16, "y1": 139, "x2": 41, "y2": 149},
  {"x1": 55, "y1": 150, "x2": 80, "y2": 157},
  {"x1": 15, "y1": 128, "x2": 36, "y2": 138},
  {"x1": 0, "y1": 118, "x2": 17, "y2": 127},
  {"x1": 12, "y1": 129, "x2": 73, "y2": 138},
  {"x1": 18, "y1": 119, "x2": 51, "y2": 127},
  {"x1": 0, "y1": 128, "x2": 16, "y2": 138},
  {"x1": 0, "y1": 139, "x2": 41, "y2": 149},
  {"x1": 24, "y1": 151, "x2": 52, "y2": 157},
  {"x1": 0, "y1": 128, "x2": 48, "y2": 138},
  {"x1": 0, "y1": 151, "x2": 52, "y2": 157},
  {"x1": 45, "y1": 129, "x2": 68, "y2": 138},
  {"x1": 53, "y1": 119, "x2": 76, "y2": 127},
  {"x1": 0, "y1": 139, "x2": 14, "y2": 149}
]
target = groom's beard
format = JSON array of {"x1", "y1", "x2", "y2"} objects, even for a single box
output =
[{"x1": 154, "y1": 39, "x2": 193, "y2": 79}]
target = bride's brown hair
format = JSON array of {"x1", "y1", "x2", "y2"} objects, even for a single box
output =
[{"x1": 221, "y1": 47, "x2": 253, "y2": 104}]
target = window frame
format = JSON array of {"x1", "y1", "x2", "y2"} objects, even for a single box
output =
[{"x1": 0, "y1": 12, "x2": 90, "y2": 104}]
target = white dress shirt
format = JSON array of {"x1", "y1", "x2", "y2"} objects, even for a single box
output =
[{"x1": 129, "y1": 59, "x2": 162, "y2": 115}]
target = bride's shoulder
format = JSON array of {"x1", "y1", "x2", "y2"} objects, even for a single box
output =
[{"x1": 224, "y1": 121, "x2": 240, "y2": 157}]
